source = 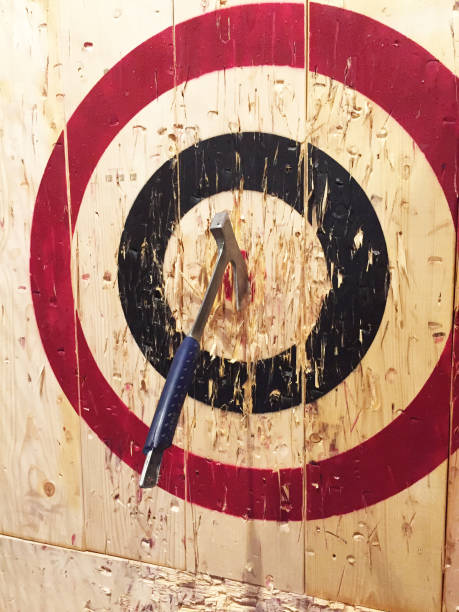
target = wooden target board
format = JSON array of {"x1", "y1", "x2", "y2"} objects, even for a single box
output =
[{"x1": 0, "y1": 1, "x2": 457, "y2": 611}]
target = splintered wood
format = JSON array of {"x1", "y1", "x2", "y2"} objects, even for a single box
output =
[
  {"x1": 0, "y1": 0, "x2": 457, "y2": 611},
  {"x1": 0, "y1": 535, "x2": 383, "y2": 612},
  {"x1": 443, "y1": 6, "x2": 459, "y2": 612},
  {"x1": 163, "y1": 190, "x2": 330, "y2": 410},
  {"x1": 0, "y1": 0, "x2": 85, "y2": 550},
  {"x1": 304, "y1": 2, "x2": 457, "y2": 610}
]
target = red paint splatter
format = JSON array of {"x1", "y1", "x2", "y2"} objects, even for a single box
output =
[
  {"x1": 223, "y1": 250, "x2": 255, "y2": 302},
  {"x1": 223, "y1": 264, "x2": 233, "y2": 301}
]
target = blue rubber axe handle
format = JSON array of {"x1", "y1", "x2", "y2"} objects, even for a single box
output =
[{"x1": 143, "y1": 335, "x2": 200, "y2": 453}]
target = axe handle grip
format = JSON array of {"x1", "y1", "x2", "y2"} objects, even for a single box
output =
[{"x1": 143, "y1": 335, "x2": 200, "y2": 453}]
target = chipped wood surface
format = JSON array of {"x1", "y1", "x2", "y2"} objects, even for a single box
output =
[
  {"x1": 69, "y1": 0, "x2": 187, "y2": 569},
  {"x1": 172, "y1": 0, "x2": 307, "y2": 591},
  {"x1": 305, "y1": 1, "x2": 456, "y2": 608},
  {"x1": 0, "y1": 0, "x2": 457, "y2": 611},
  {"x1": 0, "y1": 0, "x2": 84, "y2": 549},
  {"x1": 0, "y1": 534, "x2": 383, "y2": 612},
  {"x1": 443, "y1": 5, "x2": 459, "y2": 610}
]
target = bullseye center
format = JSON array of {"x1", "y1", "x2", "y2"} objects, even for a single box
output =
[{"x1": 163, "y1": 190, "x2": 331, "y2": 361}]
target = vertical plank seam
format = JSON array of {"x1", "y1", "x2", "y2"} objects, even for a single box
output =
[
  {"x1": 60, "y1": 7, "x2": 86, "y2": 550},
  {"x1": 303, "y1": 0, "x2": 309, "y2": 598},
  {"x1": 172, "y1": 0, "x2": 189, "y2": 574},
  {"x1": 441, "y1": 8, "x2": 459, "y2": 609}
]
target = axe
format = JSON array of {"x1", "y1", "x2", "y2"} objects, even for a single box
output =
[{"x1": 140, "y1": 211, "x2": 249, "y2": 487}]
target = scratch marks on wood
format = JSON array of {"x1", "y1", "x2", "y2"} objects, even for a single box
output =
[{"x1": 0, "y1": 534, "x2": 384, "y2": 612}]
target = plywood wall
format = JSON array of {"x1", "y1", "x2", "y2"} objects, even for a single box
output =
[
  {"x1": 306, "y1": 2, "x2": 457, "y2": 610},
  {"x1": 0, "y1": 1, "x2": 457, "y2": 611},
  {"x1": 0, "y1": 534, "x2": 382, "y2": 612}
]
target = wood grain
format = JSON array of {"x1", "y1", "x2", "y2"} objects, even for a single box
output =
[
  {"x1": 306, "y1": 2, "x2": 456, "y2": 611},
  {"x1": 0, "y1": 1, "x2": 457, "y2": 610},
  {"x1": 168, "y1": 0, "x2": 308, "y2": 591},
  {"x1": 62, "y1": 0, "x2": 187, "y2": 568},
  {"x1": 0, "y1": 0, "x2": 84, "y2": 548},
  {"x1": 442, "y1": 5, "x2": 459, "y2": 609},
  {"x1": 0, "y1": 534, "x2": 383, "y2": 612},
  {"x1": 445, "y1": 270, "x2": 459, "y2": 611}
]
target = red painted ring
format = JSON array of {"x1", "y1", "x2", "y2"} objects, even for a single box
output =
[{"x1": 30, "y1": 3, "x2": 457, "y2": 521}]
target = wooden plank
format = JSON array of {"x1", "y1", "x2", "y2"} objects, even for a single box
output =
[
  {"x1": 73, "y1": 83, "x2": 186, "y2": 566},
  {"x1": 170, "y1": 0, "x2": 308, "y2": 592},
  {"x1": 314, "y1": 0, "x2": 456, "y2": 74},
  {"x1": 58, "y1": 0, "x2": 187, "y2": 567},
  {"x1": 0, "y1": 0, "x2": 84, "y2": 547},
  {"x1": 306, "y1": 1, "x2": 456, "y2": 611},
  {"x1": 0, "y1": 534, "x2": 383, "y2": 612},
  {"x1": 443, "y1": 6, "x2": 459, "y2": 610},
  {"x1": 445, "y1": 267, "x2": 459, "y2": 611}
]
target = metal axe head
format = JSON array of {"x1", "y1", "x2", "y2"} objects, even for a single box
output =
[
  {"x1": 210, "y1": 210, "x2": 249, "y2": 311},
  {"x1": 189, "y1": 210, "x2": 249, "y2": 342}
]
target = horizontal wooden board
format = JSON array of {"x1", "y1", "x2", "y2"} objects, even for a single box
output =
[{"x1": 0, "y1": 534, "x2": 383, "y2": 612}]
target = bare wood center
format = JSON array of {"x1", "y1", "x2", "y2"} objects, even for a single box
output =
[{"x1": 163, "y1": 190, "x2": 331, "y2": 363}]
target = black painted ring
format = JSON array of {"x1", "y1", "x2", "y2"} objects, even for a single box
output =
[{"x1": 118, "y1": 132, "x2": 389, "y2": 413}]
